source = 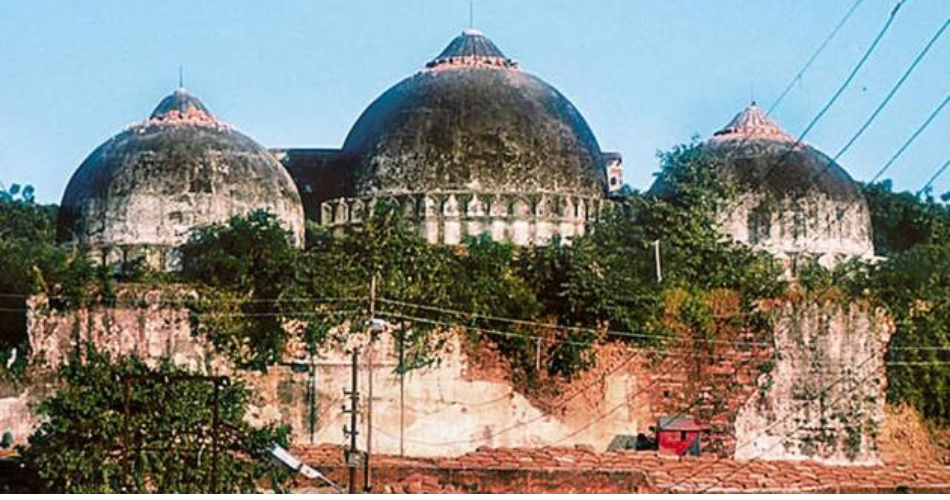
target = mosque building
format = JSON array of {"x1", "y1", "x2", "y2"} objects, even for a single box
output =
[
  {"x1": 650, "y1": 103, "x2": 874, "y2": 272},
  {"x1": 57, "y1": 30, "x2": 873, "y2": 269},
  {"x1": 58, "y1": 88, "x2": 305, "y2": 269},
  {"x1": 278, "y1": 28, "x2": 622, "y2": 246}
]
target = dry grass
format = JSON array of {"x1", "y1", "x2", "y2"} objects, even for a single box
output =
[{"x1": 878, "y1": 403, "x2": 950, "y2": 466}]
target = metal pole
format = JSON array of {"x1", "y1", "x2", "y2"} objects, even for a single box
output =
[
  {"x1": 309, "y1": 358, "x2": 317, "y2": 444},
  {"x1": 535, "y1": 338, "x2": 542, "y2": 372},
  {"x1": 309, "y1": 335, "x2": 317, "y2": 444},
  {"x1": 654, "y1": 239, "x2": 663, "y2": 283},
  {"x1": 123, "y1": 378, "x2": 132, "y2": 492},
  {"x1": 347, "y1": 349, "x2": 359, "y2": 494},
  {"x1": 364, "y1": 274, "x2": 376, "y2": 492},
  {"x1": 398, "y1": 330, "x2": 405, "y2": 457},
  {"x1": 211, "y1": 381, "x2": 220, "y2": 494},
  {"x1": 364, "y1": 345, "x2": 373, "y2": 492}
]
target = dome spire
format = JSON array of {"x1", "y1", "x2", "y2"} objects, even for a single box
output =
[
  {"x1": 426, "y1": 29, "x2": 517, "y2": 69},
  {"x1": 149, "y1": 88, "x2": 215, "y2": 122},
  {"x1": 712, "y1": 103, "x2": 794, "y2": 142}
]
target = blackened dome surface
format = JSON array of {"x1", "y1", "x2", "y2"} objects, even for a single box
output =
[
  {"x1": 702, "y1": 105, "x2": 863, "y2": 201},
  {"x1": 342, "y1": 31, "x2": 607, "y2": 197},
  {"x1": 58, "y1": 89, "x2": 305, "y2": 248}
]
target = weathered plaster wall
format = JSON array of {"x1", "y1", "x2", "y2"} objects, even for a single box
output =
[
  {"x1": 245, "y1": 335, "x2": 646, "y2": 457},
  {"x1": 719, "y1": 192, "x2": 874, "y2": 272},
  {"x1": 26, "y1": 291, "x2": 212, "y2": 372},
  {"x1": 0, "y1": 392, "x2": 40, "y2": 445},
  {"x1": 9, "y1": 290, "x2": 891, "y2": 465},
  {"x1": 733, "y1": 300, "x2": 892, "y2": 464}
]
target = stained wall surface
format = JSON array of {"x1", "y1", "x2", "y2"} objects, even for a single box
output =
[{"x1": 8, "y1": 290, "x2": 890, "y2": 465}]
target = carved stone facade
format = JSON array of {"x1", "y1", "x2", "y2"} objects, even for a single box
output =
[
  {"x1": 719, "y1": 191, "x2": 875, "y2": 273},
  {"x1": 321, "y1": 192, "x2": 606, "y2": 245}
]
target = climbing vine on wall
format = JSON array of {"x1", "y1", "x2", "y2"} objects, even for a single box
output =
[{"x1": 175, "y1": 144, "x2": 787, "y2": 385}]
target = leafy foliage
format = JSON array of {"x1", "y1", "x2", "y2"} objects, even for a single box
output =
[
  {"x1": 0, "y1": 187, "x2": 103, "y2": 376},
  {"x1": 180, "y1": 210, "x2": 300, "y2": 370},
  {"x1": 862, "y1": 180, "x2": 950, "y2": 256},
  {"x1": 177, "y1": 144, "x2": 785, "y2": 383},
  {"x1": 869, "y1": 245, "x2": 950, "y2": 424},
  {"x1": 17, "y1": 346, "x2": 290, "y2": 493}
]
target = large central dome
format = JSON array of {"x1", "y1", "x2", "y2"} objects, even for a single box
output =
[{"x1": 342, "y1": 29, "x2": 608, "y2": 198}]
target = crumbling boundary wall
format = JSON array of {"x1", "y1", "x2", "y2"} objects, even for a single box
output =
[{"x1": 4, "y1": 288, "x2": 891, "y2": 464}]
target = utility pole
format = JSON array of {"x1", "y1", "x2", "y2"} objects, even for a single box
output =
[
  {"x1": 654, "y1": 239, "x2": 663, "y2": 283},
  {"x1": 123, "y1": 378, "x2": 131, "y2": 492},
  {"x1": 343, "y1": 349, "x2": 360, "y2": 494},
  {"x1": 364, "y1": 274, "x2": 377, "y2": 492},
  {"x1": 211, "y1": 380, "x2": 220, "y2": 494},
  {"x1": 398, "y1": 328, "x2": 405, "y2": 457}
]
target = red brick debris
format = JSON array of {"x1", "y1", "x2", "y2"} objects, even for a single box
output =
[{"x1": 292, "y1": 444, "x2": 950, "y2": 494}]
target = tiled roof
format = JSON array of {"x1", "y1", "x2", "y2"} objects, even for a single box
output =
[{"x1": 294, "y1": 444, "x2": 950, "y2": 494}]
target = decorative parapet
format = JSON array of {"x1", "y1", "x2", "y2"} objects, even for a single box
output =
[
  {"x1": 63, "y1": 242, "x2": 182, "y2": 272},
  {"x1": 718, "y1": 191, "x2": 876, "y2": 275},
  {"x1": 319, "y1": 192, "x2": 608, "y2": 245}
]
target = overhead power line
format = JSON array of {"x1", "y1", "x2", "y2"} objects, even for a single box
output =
[
  {"x1": 752, "y1": 0, "x2": 910, "y2": 192},
  {"x1": 917, "y1": 158, "x2": 950, "y2": 196},
  {"x1": 791, "y1": 93, "x2": 950, "y2": 251},
  {"x1": 767, "y1": 0, "x2": 868, "y2": 116},
  {"x1": 790, "y1": 0, "x2": 908, "y2": 146},
  {"x1": 869, "y1": 93, "x2": 948, "y2": 184},
  {"x1": 831, "y1": 18, "x2": 948, "y2": 163}
]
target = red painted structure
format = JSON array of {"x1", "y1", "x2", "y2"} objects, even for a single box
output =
[{"x1": 656, "y1": 416, "x2": 704, "y2": 456}]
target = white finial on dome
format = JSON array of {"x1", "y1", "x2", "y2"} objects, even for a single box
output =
[{"x1": 463, "y1": 28, "x2": 483, "y2": 36}]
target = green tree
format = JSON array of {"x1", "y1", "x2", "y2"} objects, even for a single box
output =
[
  {"x1": 175, "y1": 145, "x2": 786, "y2": 385},
  {"x1": 179, "y1": 210, "x2": 301, "y2": 370},
  {"x1": 17, "y1": 347, "x2": 290, "y2": 493},
  {"x1": 862, "y1": 180, "x2": 950, "y2": 256},
  {"x1": 871, "y1": 245, "x2": 950, "y2": 424},
  {"x1": 0, "y1": 187, "x2": 100, "y2": 375}
]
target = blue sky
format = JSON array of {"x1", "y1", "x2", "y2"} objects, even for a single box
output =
[{"x1": 0, "y1": 0, "x2": 947, "y2": 203}]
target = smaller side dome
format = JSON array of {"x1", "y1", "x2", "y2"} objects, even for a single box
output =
[
  {"x1": 703, "y1": 104, "x2": 864, "y2": 201},
  {"x1": 58, "y1": 88, "x2": 305, "y2": 269},
  {"x1": 651, "y1": 103, "x2": 874, "y2": 268}
]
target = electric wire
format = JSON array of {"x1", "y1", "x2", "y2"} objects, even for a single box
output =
[
  {"x1": 830, "y1": 18, "x2": 948, "y2": 163},
  {"x1": 750, "y1": 0, "x2": 910, "y2": 194},
  {"x1": 767, "y1": 0, "x2": 868, "y2": 116},
  {"x1": 917, "y1": 158, "x2": 950, "y2": 196},
  {"x1": 871, "y1": 93, "x2": 949, "y2": 183}
]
